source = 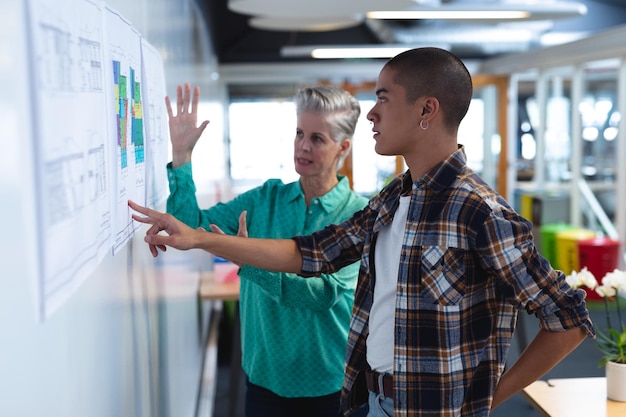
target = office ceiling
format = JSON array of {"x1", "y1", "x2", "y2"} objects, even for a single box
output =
[{"x1": 199, "y1": 0, "x2": 626, "y2": 65}]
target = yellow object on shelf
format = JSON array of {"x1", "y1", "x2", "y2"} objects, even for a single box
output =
[
  {"x1": 539, "y1": 223, "x2": 576, "y2": 269},
  {"x1": 555, "y1": 228, "x2": 596, "y2": 275}
]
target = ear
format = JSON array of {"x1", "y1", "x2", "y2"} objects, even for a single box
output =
[
  {"x1": 420, "y1": 96, "x2": 440, "y2": 121},
  {"x1": 338, "y1": 138, "x2": 351, "y2": 155}
]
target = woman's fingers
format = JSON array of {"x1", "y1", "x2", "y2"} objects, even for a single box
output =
[
  {"x1": 128, "y1": 200, "x2": 176, "y2": 257},
  {"x1": 237, "y1": 211, "x2": 248, "y2": 238},
  {"x1": 165, "y1": 95, "x2": 174, "y2": 119},
  {"x1": 191, "y1": 85, "x2": 200, "y2": 114},
  {"x1": 176, "y1": 84, "x2": 184, "y2": 114},
  {"x1": 181, "y1": 83, "x2": 191, "y2": 114},
  {"x1": 128, "y1": 199, "x2": 164, "y2": 221},
  {"x1": 209, "y1": 224, "x2": 225, "y2": 235}
]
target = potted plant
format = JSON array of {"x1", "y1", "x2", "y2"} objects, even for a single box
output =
[{"x1": 566, "y1": 267, "x2": 626, "y2": 401}]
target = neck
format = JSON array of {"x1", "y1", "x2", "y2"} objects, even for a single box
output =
[
  {"x1": 405, "y1": 139, "x2": 458, "y2": 182},
  {"x1": 300, "y1": 174, "x2": 339, "y2": 206}
]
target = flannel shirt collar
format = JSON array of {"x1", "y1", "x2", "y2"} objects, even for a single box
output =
[{"x1": 413, "y1": 145, "x2": 467, "y2": 194}]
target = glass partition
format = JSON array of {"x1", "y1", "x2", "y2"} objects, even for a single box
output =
[
  {"x1": 580, "y1": 64, "x2": 619, "y2": 222},
  {"x1": 226, "y1": 93, "x2": 395, "y2": 197},
  {"x1": 513, "y1": 62, "x2": 620, "y2": 229},
  {"x1": 350, "y1": 99, "x2": 397, "y2": 196}
]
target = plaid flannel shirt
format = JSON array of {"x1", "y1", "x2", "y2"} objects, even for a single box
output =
[{"x1": 293, "y1": 146, "x2": 594, "y2": 417}]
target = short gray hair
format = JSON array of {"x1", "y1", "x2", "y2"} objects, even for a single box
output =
[{"x1": 294, "y1": 86, "x2": 361, "y2": 169}]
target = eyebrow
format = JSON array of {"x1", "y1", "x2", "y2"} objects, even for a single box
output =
[
  {"x1": 297, "y1": 128, "x2": 327, "y2": 137},
  {"x1": 375, "y1": 88, "x2": 389, "y2": 96}
]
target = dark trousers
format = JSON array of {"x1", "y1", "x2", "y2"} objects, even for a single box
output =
[{"x1": 245, "y1": 378, "x2": 341, "y2": 417}]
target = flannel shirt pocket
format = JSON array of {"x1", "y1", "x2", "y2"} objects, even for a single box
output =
[{"x1": 420, "y1": 246, "x2": 467, "y2": 306}]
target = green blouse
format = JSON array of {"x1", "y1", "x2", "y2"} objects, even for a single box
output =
[{"x1": 166, "y1": 162, "x2": 368, "y2": 397}]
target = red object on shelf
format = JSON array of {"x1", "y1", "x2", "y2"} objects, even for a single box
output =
[
  {"x1": 214, "y1": 257, "x2": 240, "y2": 284},
  {"x1": 578, "y1": 237, "x2": 621, "y2": 301}
]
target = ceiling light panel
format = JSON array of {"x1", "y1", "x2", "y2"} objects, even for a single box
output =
[
  {"x1": 310, "y1": 46, "x2": 417, "y2": 59},
  {"x1": 281, "y1": 44, "x2": 451, "y2": 59},
  {"x1": 366, "y1": 2, "x2": 587, "y2": 21},
  {"x1": 249, "y1": 16, "x2": 362, "y2": 32},
  {"x1": 368, "y1": 10, "x2": 530, "y2": 19},
  {"x1": 228, "y1": 0, "x2": 414, "y2": 18}
]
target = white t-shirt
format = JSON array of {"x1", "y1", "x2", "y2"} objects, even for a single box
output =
[{"x1": 367, "y1": 195, "x2": 410, "y2": 373}]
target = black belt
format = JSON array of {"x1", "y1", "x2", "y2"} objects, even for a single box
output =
[{"x1": 365, "y1": 368, "x2": 393, "y2": 398}]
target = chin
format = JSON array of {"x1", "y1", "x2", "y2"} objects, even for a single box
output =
[
  {"x1": 374, "y1": 144, "x2": 390, "y2": 156},
  {"x1": 294, "y1": 165, "x2": 310, "y2": 176}
]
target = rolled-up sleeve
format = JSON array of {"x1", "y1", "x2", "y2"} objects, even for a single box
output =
[
  {"x1": 477, "y1": 205, "x2": 596, "y2": 338},
  {"x1": 293, "y1": 210, "x2": 368, "y2": 278}
]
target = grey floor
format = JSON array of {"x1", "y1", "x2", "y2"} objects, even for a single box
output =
[{"x1": 213, "y1": 300, "x2": 615, "y2": 417}]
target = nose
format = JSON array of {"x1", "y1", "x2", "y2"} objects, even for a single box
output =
[
  {"x1": 366, "y1": 106, "x2": 377, "y2": 123},
  {"x1": 299, "y1": 136, "x2": 312, "y2": 151}
]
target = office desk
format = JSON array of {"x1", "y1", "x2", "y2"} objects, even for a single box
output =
[
  {"x1": 197, "y1": 272, "x2": 241, "y2": 417},
  {"x1": 522, "y1": 377, "x2": 626, "y2": 417},
  {"x1": 199, "y1": 272, "x2": 240, "y2": 301}
]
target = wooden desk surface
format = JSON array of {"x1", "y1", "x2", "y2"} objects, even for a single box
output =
[
  {"x1": 199, "y1": 272, "x2": 240, "y2": 301},
  {"x1": 522, "y1": 377, "x2": 626, "y2": 417}
]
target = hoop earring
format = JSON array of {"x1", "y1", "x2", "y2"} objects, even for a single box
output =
[{"x1": 419, "y1": 120, "x2": 429, "y2": 130}]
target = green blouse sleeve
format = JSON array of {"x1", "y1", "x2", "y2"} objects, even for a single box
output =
[
  {"x1": 165, "y1": 162, "x2": 203, "y2": 228},
  {"x1": 165, "y1": 161, "x2": 250, "y2": 233}
]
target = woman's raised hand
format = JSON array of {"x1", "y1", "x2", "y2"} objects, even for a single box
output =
[
  {"x1": 208, "y1": 211, "x2": 248, "y2": 266},
  {"x1": 165, "y1": 83, "x2": 210, "y2": 167}
]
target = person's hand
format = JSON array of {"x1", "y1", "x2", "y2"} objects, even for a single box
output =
[
  {"x1": 209, "y1": 210, "x2": 248, "y2": 238},
  {"x1": 128, "y1": 200, "x2": 204, "y2": 257},
  {"x1": 209, "y1": 211, "x2": 248, "y2": 266},
  {"x1": 165, "y1": 83, "x2": 210, "y2": 167}
]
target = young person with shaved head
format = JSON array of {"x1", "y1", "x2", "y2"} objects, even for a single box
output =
[{"x1": 131, "y1": 48, "x2": 594, "y2": 417}]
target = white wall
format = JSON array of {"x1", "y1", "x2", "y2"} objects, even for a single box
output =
[{"x1": 0, "y1": 1, "x2": 220, "y2": 416}]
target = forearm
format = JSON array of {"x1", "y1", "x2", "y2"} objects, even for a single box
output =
[
  {"x1": 130, "y1": 199, "x2": 303, "y2": 272},
  {"x1": 196, "y1": 232, "x2": 303, "y2": 274},
  {"x1": 491, "y1": 327, "x2": 587, "y2": 410},
  {"x1": 171, "y1": 150, "x2": 192, "y2": 168}
]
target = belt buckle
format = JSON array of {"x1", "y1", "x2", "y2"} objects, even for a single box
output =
[{"x1": 376, "y1": 372, "x2": 387, "y2": 396}]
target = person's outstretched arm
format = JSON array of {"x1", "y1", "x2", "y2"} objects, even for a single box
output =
[{"x1": 129, "y1": 200, "x2": 303, "y2": 274}]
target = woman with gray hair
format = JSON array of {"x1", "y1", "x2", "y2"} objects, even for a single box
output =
[
  {"x1": 294, "y1": 85, "x2": 360, "y2": 171},
  {"x1": 165, "y1": 83, "x2": 368, "y2": 417}
]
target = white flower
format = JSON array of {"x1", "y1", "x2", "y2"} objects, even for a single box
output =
[
  {"x1": 566, "y1": 268, "x2": 626, "y2": 299},
  {"x1": 565, "y1": 267, "x2": 598, "y2": 290},
  {"x1": 601, "y1": 269, "x2": 626, "y2": 298},
  {"x1": 596, "y1": 283, "x2": 617, "y2": 298},
  {"x1": 576, "y1": 268, "x2": 626, "y2": 365}
]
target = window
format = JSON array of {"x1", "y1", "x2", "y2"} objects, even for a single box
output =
[{"x1": 227, "y1": 98, "x2": 396, "y2": 196}]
